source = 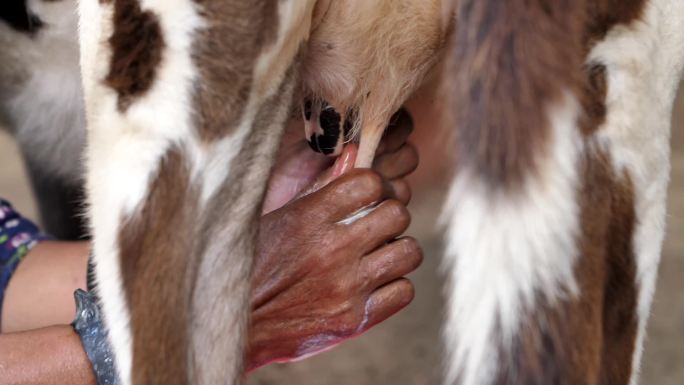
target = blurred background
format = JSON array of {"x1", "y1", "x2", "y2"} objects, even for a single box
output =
[{"x1": 1, "y1": 83, "x2": 682, "y2": 385}]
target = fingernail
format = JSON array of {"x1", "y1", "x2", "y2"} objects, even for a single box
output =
[
  {"x1": 332, "y1": 148, "x2": 351, "y2": 178},
  {"x1": 332, "y1": 145, "x2": 357, "y2": 178}
]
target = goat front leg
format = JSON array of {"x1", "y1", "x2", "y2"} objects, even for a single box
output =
[{"x1": 79, "y1": 1, "x2": 316, "y2": 384}]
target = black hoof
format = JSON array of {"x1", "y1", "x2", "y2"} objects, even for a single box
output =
[{"x1": 304, "y1": 101, "x2": 344, "y2": 156}]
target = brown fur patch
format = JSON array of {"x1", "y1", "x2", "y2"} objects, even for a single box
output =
[
  {"x1": 191, "y1": 0, "x2": 279, "y2": 142},
  {"x1": 579, "y1": 63, "x2": 609, "y2": 136},
  {"x1": 578, "y1": 0, "x2": 648, "y2": 136},
  {"x1": 578, "y1": 149, "x2": 639, "y2": 385},
  {"x1": 600, "y1": 169, "x2": 638, "y2": 385},
  {"x1": 118, "y1": 148, "x2": 198, "y2": 385},
  {"x1": 586, "y1": 0, "x2": 648, "y2": 45},
  {"x1": 494, "y1": 296, "x2": 604, "y2": 385},
  {"x1": 105, "y1": 0, "x2": 165, "y2": 111},
  {"x1": 446, "y1": 0, "x2": 587, "y2": 187},
  {"x1": 445, "y1": 0, "x2": 648, "y2": 187},
  {"x1": 492, "y1": 148, "x2": 638, "y2": 385}
]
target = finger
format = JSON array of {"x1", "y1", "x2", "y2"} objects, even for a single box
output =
[
  {"x1": 341, "y1": 199, "x2": 410, "y2": 254},
  {"x1": 373, "y1": 143, "x2": 419, "y2": 180},
  {"x1": 362, "y1": 237, "x2": 423, "y2": 290},
  {"x1": 376, "y1": 108, "x2": 414, "y2": 155},
  {"x1": 390, "y1": 179, "x2": 411, "y2": 205},
  {"x1": 298, "y1": 144, "x2": 358, "y2": 198},
  {"x1": 359, "y1": 278, "x2": 415, "y2": 332},
  {"x1": 301, "y1": 169, "x2": 397, "y2": 221}
]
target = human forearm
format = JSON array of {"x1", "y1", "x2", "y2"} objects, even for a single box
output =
[
  {"x1": 2, "y1": 241, "x2": 89, "y2": 333},
  {"x1": 0, "y1": 325, "x2": 96, "y2": 385}
]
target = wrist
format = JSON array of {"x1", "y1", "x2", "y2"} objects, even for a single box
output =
[
  {"x1": 247, "y1": 319, "x2": 291, "y2": 372},
  {"x1": 246, "y1": 324, "x2": 273, "y2": 372}
]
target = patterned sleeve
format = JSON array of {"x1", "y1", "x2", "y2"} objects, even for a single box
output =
[{"x1": 0, "y1": 199, "x2": 51, "y2": 317}]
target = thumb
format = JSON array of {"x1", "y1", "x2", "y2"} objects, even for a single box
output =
[{"x1": 298, "y1": 144, "x2": 358, "y2": 198}]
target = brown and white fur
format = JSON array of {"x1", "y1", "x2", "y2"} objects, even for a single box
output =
[
  {"x1": 441, "y1": 1, "x2": 684, "y2": 384},
  {"x1": 79, "y1": 1, "x2": 318, "y2": 384},
  {"x1": 77, "y1": 0, "x2": 450, "y2": 384},
  {"x1": 1, "y1": 0, "x2": 683, "y2": 384}
]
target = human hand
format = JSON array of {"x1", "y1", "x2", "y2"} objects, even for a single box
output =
[
  {"x1": 249, "y1": 169, "x2": 421, "y2": 370},
  {"x1": 248, "y1": 109, "x2": 420, "y2": 370}
]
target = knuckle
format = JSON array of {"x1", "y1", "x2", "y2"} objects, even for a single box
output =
[
  {"x1": 399, "y1": 236, "x2": 418, "y2": 255},
  {"x1": 359, "y1": 170, "x2": 384, "y2": 200},
  {"x1": 330, "y1": 173, "x2": 355, "y2": 196},
  {"x1": 332, "y1": 169, "x2": 383, "y2": 201},
  {"x1": 356, "y1": 268, "x2": 373, "y2": 288}
]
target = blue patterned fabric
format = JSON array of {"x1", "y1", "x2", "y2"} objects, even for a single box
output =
[{"x1": 0, "y1": 198, "x2": 51, "y2": 316}]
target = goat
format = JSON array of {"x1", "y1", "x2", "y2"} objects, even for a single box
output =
[{"x1": 1, "y1": 0, "x2": 683, "y2": 384}]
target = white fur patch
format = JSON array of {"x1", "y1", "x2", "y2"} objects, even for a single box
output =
[
  {"x1": 588, "y1": 1, "x2": 684, "y2": 383},
  {"x1": 441, "y1": 95, "x2": 583, "y2": 385}
]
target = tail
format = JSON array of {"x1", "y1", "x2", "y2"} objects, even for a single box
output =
[{"x1": 440, "y1": 1, "x2": 642, "y2": 384}]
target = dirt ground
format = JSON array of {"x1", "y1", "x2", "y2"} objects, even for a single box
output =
[{"x1": 1, "y1": 85, "x2": 682, "y2": 384}]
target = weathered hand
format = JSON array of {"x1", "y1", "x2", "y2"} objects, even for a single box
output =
[
  {"x1": 249, "y1": 169, "x2": 421, "y2": 370},
  {"x1": 248, "y1": 110, "x2": 420, "y2": 371}
]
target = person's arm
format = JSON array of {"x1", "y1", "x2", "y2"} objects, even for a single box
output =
[
  {"x1": 1, "y1": 241, "x2": 89, "y2": 333},
  {"x1": 0, "y1": 241, "x2": 94, "y2": 384},
  {"x1": 0, "y1": 325, "x2": 96, "y2": 385}
]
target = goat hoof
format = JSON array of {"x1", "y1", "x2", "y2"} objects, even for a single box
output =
[{"x1": 303, "y1": 100, "x2": 348, "y2": 156}]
